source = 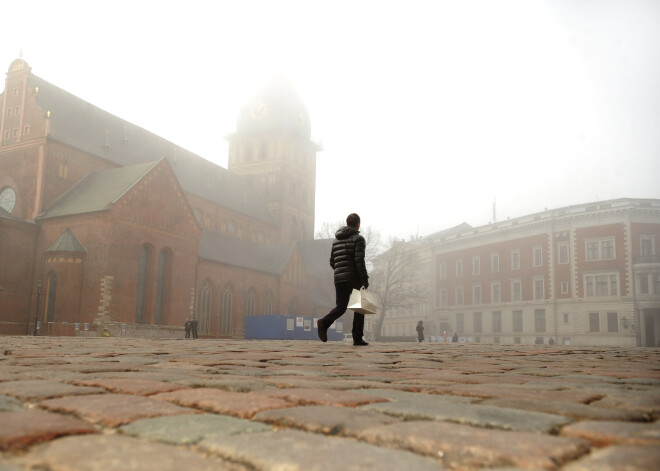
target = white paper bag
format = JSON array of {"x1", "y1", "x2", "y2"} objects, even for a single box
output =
[{"x1": 348, "y1": 288, "x2": 379, "y2": 315}]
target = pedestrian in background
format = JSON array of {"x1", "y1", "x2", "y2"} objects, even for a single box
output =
[
  {"x1": 184, "y1": 319, "x2": 191, "y2": 338},
  {"x1": 416, "y1": 321, "x2": 425, "y2": 342},
  {"x1": 190, "y1": 317, "x2": 198, "y2": 339}
]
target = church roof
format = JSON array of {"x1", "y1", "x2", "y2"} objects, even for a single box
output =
[
  {"x1": 46, "y1": 228, "x2": 87, "y2": 253},
  {"x1": 0, "y1": 206, "x2": 22, "y2": 222},
  {"x1": 26, "y1": 73, "x2": 275, "y2": 226},
  {"x1": 199, "y1": 230, "x2": 295, "y2": 275},
  {"x1": 36, "y1": 161, "x2": 159, "y2": 219}
]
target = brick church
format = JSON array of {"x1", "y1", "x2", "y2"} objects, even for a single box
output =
[{"x1": 0, "y1": 57, "x2": 334, "y2": 337}]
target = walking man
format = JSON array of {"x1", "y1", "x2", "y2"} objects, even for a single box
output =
[
  {"x1": 317, "y1": 213, "x2": 370, "y2": 346},
  {"x1": 184, "y1": 318, "x2": 191, "y2": 338},
  {"x1": 190, "y1": 317, "x2": 199, "y2": 339}
]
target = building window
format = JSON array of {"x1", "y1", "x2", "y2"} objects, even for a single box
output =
[
  {"x1": 23, "y1": 124, "x2": 30, "y2": 136},
  {"x1": 473, "y1": 312, "x2": 482, "y2": 333},
  {"x1": 561, "y1": 281, "x2": 569, "y2": 294},
  {"x1": 558, "y1": 243, "x2": 569, "y2": 264},
  {"x1": 640, "y1": 236, "x2": 655, "y2": 257},
  {"x1": 639, "y1": 274, "x2": 650, "y2": 294},
  {"x1": 492, "y1": 311, "x2": 502, "y2": 333},
  {"x1": 472, "y1": 256, "x2": 480, "y2": 275},
  {"x1": 655, "y1": 274, "x2": 660, "y2": 295},
  {"x1": 245, "y1": 290, "x2": 256, "y2": 316},
  {"x1": 514, "y1": 336, "x2": 521, "y2": 344},
  {"x1": 220, "y1": 288, "x2": 233, "y2": 335},
  {"x1": 589, "y1": 312, "x2": 600, "y2": 332},
  {"x1": 58, "y1": 163, "x2": 69, "y2": 180},
  {"x1": 586, "y1": 238, "x2": 616, "y2": 261},
  {"x1": 607, "y1": 312, "x2": 619, "y2": 332},
  {"x1": 3, "y1": 130, "x2": 10, "y2": 139},
  {"x1": 511, "y1": 250, "x2": 520, "y2": 270},
  {"x1": 513, "y1": 310, "x2": 523, "y2": 333},
  {"x1": 154, "y1": 249, "x2": 172, "y2": 324},
  {"x1": 198, "y1": 280, "x2": 212, "y2": 335},
  {"x1": 563, "y1": 313, "x2": 569, "y2": 323},
  {"x1": 45, "y1": 272, "x2": 58, "y2": 323},
  {"x1": 455, "y1": 287, "x2": 464, "y2": 305},
  {"x1": 601, "y1": 240, "x2": 615, "y2": 259},
  {"x1": 491, "y1": 253, "x2": 499, "y2": 273},
  {"x1": 491, "y1": 282, "x2": 501, "y2": 303},
  {"x1": 439, "y1": 288, "x2": 447, "y2": 306},
  {"x1": 533, "y1": 246, "x2": 543, "y2": 267},
  {"x1": 534, "y1": 309, "x2": 546, "y2": 332},
  {"x1": 511, "y1": 280, "x2": 522, "y2": 302},
  {"x1": 456, "y1": 259, "x2": 463, "y2": 278},
  {"x1": 135, "y1": 245, "x2": 153, "y2": 322},
  {"x1": 456, "y1": 313, "x2": 464, "y2": 333},
  {"x1": 13, "y1": 128, "x2": 18, "y2": 137},
  {"x1": 439, "y1": 262, "x2": 447, "y2": 280},
  {"x1": 585, "y1": 273, "x2": 618, "y2": 297},
  {"x1": 534, "y1": 278, "x2": 544, "y2": 300},
  {"x1": 472, "y1": 284, "x2": 482, "y2": 304}
]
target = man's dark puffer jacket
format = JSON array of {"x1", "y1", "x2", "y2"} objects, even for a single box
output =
[{"x1": 330, "y1": 226, "x2": 369, "y2": 287}]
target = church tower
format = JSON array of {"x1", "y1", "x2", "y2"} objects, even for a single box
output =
[{"x1": 227, "y1": 76, "x2": 321, "y2": 244}]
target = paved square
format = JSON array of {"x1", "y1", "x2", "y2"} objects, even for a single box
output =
[{"x1": 0, "y1": 337, "x2": 658, "y2": 470}]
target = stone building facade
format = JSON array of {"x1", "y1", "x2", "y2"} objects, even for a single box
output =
[
  {"x1": 0, "y1": 58, "x2": 333, "y2": 337},
  {"x1": 380, "y1": 199, "x2": 660, "y2": 347}
]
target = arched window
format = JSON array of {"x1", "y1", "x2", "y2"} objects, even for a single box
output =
[
  {"x1": 245, "y1": 289, "x2": 256, "y2": 317},
  {"x1": 154, "y1": 249, "x2": 172, "y2": 324},
  {"x1": 198, "y1": 280, "x2": 212, "y2": 335},
  {"x1": 220, "y1": 287, "x2": 232, "y2": 336},
  {"x1": 135, "y1": 245, "x2": 153, "y2": 322},
  {"x1": 45, "y1": 272, "x2": 57, "y2": 323},
  {"x1": 263, "y1": 292, "x2": 272, "y2": 315}
]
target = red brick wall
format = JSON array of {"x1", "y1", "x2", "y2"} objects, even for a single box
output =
[
  {"x1": 0, "y1": 219, "x2": 39, "y2": 334},
  {"x1": 436, "y1": 233, "x2": 550, "y2": 306}
]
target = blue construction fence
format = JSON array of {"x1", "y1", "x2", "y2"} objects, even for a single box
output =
[{"x1": 245, "y1": 314, "x2": 344, "y2": 341}]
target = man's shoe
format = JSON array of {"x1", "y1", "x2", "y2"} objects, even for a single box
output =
[
  {"x1": 317, "y1": 319, "x2": 328, "y2": 342},
  {"x1": 353, "y1": 339, "x2": 369, "y2": 346}
]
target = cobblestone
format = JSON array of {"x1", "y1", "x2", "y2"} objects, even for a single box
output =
[{"x1": 0, "y1": 337, "x2": 658, "y2": 470}]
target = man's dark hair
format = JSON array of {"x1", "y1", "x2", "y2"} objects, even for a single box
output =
[{"x1": 346, "y1": 213, "x2": 360, "y2": 228}]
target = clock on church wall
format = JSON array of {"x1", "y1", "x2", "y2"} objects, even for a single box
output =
[{"x1": 0, "y1": 187, "x2": 16, "y2": 213}]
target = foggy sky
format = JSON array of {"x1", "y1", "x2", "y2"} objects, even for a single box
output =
[{"x1": 2, "y1": 0, "x2": 658, "y2": 240}]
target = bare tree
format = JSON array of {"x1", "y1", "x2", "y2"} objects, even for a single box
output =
[
  {"x1": 369, "y1": 237, "x2": 425, "y2": 340},
  {"x1": 315, "y1": 221, "x2": 382, "y2": 269}
]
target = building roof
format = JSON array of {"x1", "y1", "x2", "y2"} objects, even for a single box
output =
[
  {"x1": 46, "y1": 228, "x2": 87, "y2": 253},
  {"x1": 26, "y1": 71, "x2": 275, "y2": 226},
  {"x1": 199, "y1": 230, "x2": 296, "y2": 275},
  {"x1": 0, "y1": 206, "x2": 22, "y2": 222},
  {"x1": 37, "y1": 161, "x2": 159, "y2": 219}
]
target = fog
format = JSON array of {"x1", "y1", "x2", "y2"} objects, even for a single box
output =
[{"x1": 2, "y1": 0, "x2": 658, "y2": 240}]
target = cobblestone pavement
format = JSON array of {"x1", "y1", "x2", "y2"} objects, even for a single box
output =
[{"x1": 0, "y1": 337, "x2": 658, "y2": 471}]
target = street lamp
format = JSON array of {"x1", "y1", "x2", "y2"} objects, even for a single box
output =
[{"x1": 32, "y1": 280, "x2": 43, "y2": 336}]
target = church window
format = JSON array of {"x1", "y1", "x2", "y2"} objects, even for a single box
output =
[
  {"x1": 45, "y1": 272, "x2": 58, "y2": 323},
  {"x1": 198, "y1": 280, "x2": 212, "y2": 335},
  {"x1": 135, "y1": 245, "x2": 153, "y2": 322},
  {"x1": 245, "y1": 289, "x2": 256, "y2": 316},
  {"x1": 155, "y1": 249, "x2": 172, "y2": 324},
  {"x1": 220, "y1": 287, "x2": 232, "y2": 335},
  {"x1": 288, "y1": 297, "x2": 299, "y2": 315}
]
